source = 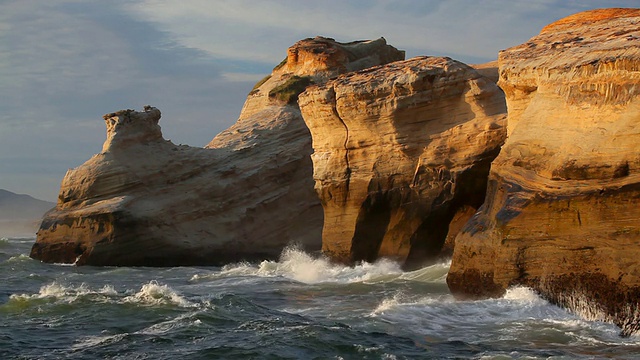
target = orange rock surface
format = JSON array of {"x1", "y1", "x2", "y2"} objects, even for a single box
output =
[
  {"x1": 31, "y1": 38, "x2": 404, "y2": 266},
  {"x1": 299, "y1": 57, "x2": 506, "y2": 268},
  {"x1": 448, "y1": 9, "x2": 640, "y2": 336}
]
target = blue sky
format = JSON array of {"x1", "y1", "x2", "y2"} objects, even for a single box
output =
[{"x1": 1, "y1": 0, "x2": 637, "y2": 201}]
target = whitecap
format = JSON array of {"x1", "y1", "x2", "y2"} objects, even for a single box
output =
[
  {"x1": 189, "y1": 246, "x2": 406, "y2": 285},
  {"x1": 6, "y1": 254, "x2": 33, "y2": 263},
  {"x1": 354, "y1": 344, "x2": 383, "y2": 353},
  {"x1": 369, "y1": 291, "x2": 451, "y2": 318},
  {"x1": 8, "y1": 282, "x2": 118, "y2": 305},
  {"x1": 502, "y1": 286, "x2": 547, "y2": 305},
  {"x1": 123, "y1": 281, "x2": 195, "y2": 308},
  {"x1": 370, "y1": 293, "x2": 405, "y2": 316}
]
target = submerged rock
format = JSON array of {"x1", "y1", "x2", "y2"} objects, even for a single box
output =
[
  {"x1": 299, "y1": 56, "x2": 506, "y2": 268},
  {"x1": 447, "y1": 8, "x2": 640, "y2": 336},
  {"x1": 31, "y1": 37, "x2": 404, "y2": 266}
]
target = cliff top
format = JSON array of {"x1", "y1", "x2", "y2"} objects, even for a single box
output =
[
  {"x1": 541, "y1": 8, "x2": 640, "y2": 33},
  {"x1": 282, "y1": 36, "x2": 405, "y2": 79}
]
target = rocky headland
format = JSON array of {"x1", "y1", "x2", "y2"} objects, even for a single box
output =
[
  {"x1": 31, "y1": 37, "x2": 404, "y2": 266},
  {"x1": 447, "y1": 8, "x2": 640, "y2": 335}
]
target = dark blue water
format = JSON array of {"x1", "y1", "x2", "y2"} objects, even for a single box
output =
[{"x1": 2, "y1": 237, "x2": 639, "y2": 359}]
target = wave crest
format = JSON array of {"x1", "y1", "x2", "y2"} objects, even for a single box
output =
[
  {"x1": 123, "y1": 281, "x2": 194, "y2": 307},
  {"x1": 204, "y1": 247, "x2": 404, "y2": 285}
]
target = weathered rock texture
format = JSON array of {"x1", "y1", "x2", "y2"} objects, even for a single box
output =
[
  {"x1": 31, "y1": 37, "x2": 404, "y2": 266},
  {"x1": 299, "y1": 56, "x2": 507, "y2": 268},
  {"x1": 447, "y1": 8, "x2": 640, "y2": 335}
]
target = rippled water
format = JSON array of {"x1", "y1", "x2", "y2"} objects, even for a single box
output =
[{"x1": 2, "y1": 237, "x2": 639, "y2": 359}]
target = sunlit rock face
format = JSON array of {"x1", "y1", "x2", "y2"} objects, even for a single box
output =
[
  {"x1": 447, "y1": 8, "x2": 640, "y2": 336},
  {"x1": 299, "y1": 56, "x2": 507, "y2": 269},
  {"x1": 31, "y1": 37, "x2": 404, "y2": 266}
]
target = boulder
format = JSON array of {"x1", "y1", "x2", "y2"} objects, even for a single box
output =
[
  {"x1": 299, "y1": 56, "x2": 506, "y2": 268},
  {"x1": 30, "y1": 37, "x2": 404, "y2": 266},
  {"x1": 447, "y1": 8, "x2": 640, "y2": 335}
]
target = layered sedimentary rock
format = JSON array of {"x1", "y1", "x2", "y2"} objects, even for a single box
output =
[
  {"x1": 447, "y1": 9, "x2": 640, "y2": 335},
  {"x1": 299, "y1": 56, "x2": 507, "y2": 268},
  {"x1": 31, "y1": 37, "x2": 404, "y2": 266}
]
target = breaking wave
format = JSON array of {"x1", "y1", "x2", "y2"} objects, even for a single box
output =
[
  {"x1": 191, "y1": 246, "x2": 407, "y2": 284},
  {"x1": 4, "y1": 281, "x2": 195, "y2": 310},
  {"x1": 123, "y1": 281, "x2": 195, "y2": 307}
]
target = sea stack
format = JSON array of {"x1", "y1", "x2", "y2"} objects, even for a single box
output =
[
  {"x1": 447, "y1": 9, "x2": 640, "y2": 335},
  {"x1": 31, "y1": 37, "x2": 404, "y2": 266},
  {"x1": 299, "y1": 56, "x2": 506, "y2": 268}
]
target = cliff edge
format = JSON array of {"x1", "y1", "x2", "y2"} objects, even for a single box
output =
[
  {"x1": 299, "y1": 56, "x2": 506, "y2": 268},
  {"x1": 447, "y1": 8, "x2": 640, "y2": 336}
]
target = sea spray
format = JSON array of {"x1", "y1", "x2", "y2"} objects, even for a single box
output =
[{"x1": 192, "y1": 246, "x2": 404, "y2": 285}]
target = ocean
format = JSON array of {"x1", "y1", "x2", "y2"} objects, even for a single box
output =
[{"x1": 1, "y1": 237, "x2": 639, "y2": 359}]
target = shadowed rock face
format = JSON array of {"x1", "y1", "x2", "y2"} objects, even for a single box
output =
[
  {"x1": 447, "y1": 8, "x2": 640, "y2": 336},
  {"x1": 299, "y1": 56, "x2": 507, "y2": 269},
  {"x1": 31, "y1": 37, "x2": 404, "y2": 266}
]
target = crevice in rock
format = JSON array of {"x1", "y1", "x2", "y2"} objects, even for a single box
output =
[{"x1": 330, "y1": 86, "x2": 352, "y2": 193}]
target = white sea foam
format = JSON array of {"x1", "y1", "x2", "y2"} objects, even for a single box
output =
[
  {"x1": 369, "y1": 291, "x2": 452, "y2": 318},
  {"x1": 123, "y1": 281, "x2": 195, "y2": 308},
  {"x1": 193, "y1": 246, "x2": 405, "y2": 285},
  {"x1": 10, "y1": 282, "x2": 117, "y2": 302},
  {"x1": 502, "y1": 286, "x2": 547, "y2": 305},
  {"x1": 354, "y1": 344, "x2": 383, "y2": 353},
  {"x1": 370, "y1": 292, "x2": 406, "y2": 316},
  {"x1": 6, "y1": 254, "x2": 32, "y2": 262}
]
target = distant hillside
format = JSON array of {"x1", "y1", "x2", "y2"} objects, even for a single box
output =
[{"x1": 0, "y1": 189, "x2": 55, "y2": 237}]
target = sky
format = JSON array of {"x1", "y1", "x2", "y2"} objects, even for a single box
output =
[{"x1": 1, "y1": 0, "x2": 637, "y2": 202}]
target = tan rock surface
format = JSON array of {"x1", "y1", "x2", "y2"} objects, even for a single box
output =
[
  {"x1": 447, "y1": 9, "x2": 640, "y2": 335},
  {"x1": 299, "y1": 56, "x2": 506, "y2": 268},
  {"x1": 31, "y1": 37, "x2": 404, "y2": 266}
]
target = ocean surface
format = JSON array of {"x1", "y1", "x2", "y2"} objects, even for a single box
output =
[{"x1": 2, "y1": 237, "x2": 640, "y2": 359}]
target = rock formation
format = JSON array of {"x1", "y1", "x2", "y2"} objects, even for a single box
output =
[
  {"x1": 447, "y1": 8, "x2": 640, "y2": 336},
  {"x1": 31, "y1": 37, "x2": 404, "y2": 266},
  {"x1": 299, "y1": 56, "x2": 507, "y2": 268}
]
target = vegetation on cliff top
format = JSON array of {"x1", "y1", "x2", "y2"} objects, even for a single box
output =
[{"x1": 268, "y1": 75, "x2": 314, "y2": 104}]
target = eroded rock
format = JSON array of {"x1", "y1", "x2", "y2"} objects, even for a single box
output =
[
  {"x1": 447, "y1": 8, "x2": 640, "y2": 336},
  {"x1": 299, "y1": 56, "x2": 507, "y2": 268},
  {"x1": 31, "y1": 37, "x2": 404, "y2": 266}
]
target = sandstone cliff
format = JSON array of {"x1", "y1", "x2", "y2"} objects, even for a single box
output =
[
  {"x1": 447, "y1": 8, "x2": 640, "y2": 335},
  {"x1": 299, "y1": 57, "x2": 506, "y2": 268},
  {"x1": 31, "y1": 37, "x2": 404, "y2": 266}
]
